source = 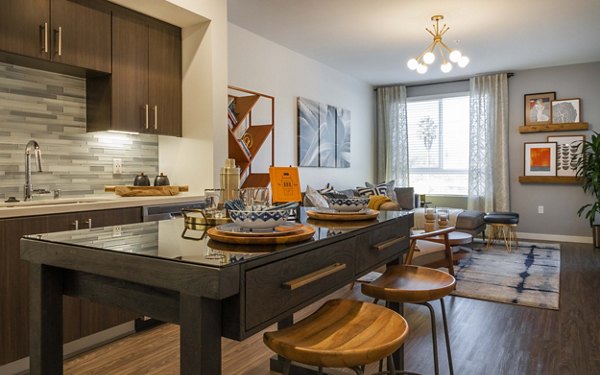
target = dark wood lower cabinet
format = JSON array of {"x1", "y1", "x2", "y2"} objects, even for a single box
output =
[{"x1": 0, "y1": 207, "x2": 142, "y2": 365}]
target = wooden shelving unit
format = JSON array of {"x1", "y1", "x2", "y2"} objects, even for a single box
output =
[
  {"x1": 518, "y1": 176, "x2": 582, "y2": 184},
  {"x1": 518, "y1": 122, "x2": 589, "y2": 133},
  {"x1": 227, "y1": 86, "x2": 275, "y2": 188}
]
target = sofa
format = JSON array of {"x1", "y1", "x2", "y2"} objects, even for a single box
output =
[{"x1": 304, "y1": 185, "x2": 486, "y2": 237}]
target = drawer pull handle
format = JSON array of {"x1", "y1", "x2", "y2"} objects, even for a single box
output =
[
  {"x1": 372, "y1": 235, "x2": 406, "y2": 251},
  {"x1": 282, "y1": 263, "x2": 346, "y2": 290}
]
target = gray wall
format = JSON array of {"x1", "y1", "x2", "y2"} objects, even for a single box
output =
[
  {"x1": 0, "y1": 62, "x2": 159, "y2": 200},
  {"x1": 509, "y1": 62, "x2": 600, "y2": 237}
]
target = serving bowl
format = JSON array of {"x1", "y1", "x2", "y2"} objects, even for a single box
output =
[
  {"x1": 326, "y1": 197, "x2": 370, "y2": 212},
  {"x1": 228, "y1": 208, "x2": 290, "y2": 229}
]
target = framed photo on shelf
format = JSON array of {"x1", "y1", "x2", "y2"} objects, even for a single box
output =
[
  {"x1": 547, "y1": 135, "x2": 584, "y2": 176},
  {"x1": 524, "y1": 142, "x2": 557, "y2": 177},
  {"x1": 552, "y1": 98, "x2": 581, "y2": 124},
  {"x1": 524, "y1": 92, "x2": 555, "y2": 126}
]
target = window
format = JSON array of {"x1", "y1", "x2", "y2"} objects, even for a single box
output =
[{"x1": 407, "y1": 93, "x2": 470, "y2": 195}]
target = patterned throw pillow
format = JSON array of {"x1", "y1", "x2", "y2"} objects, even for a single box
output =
[
  {"x1": 365, "y1": 180, "x2": 396, "y2": 202},
  {"x1": 318, "y1": 183, "x2": 335, "y2": 195},
  {"x1": 356, "y1": 186, "x2": 381, "y2": 197},
  {"x1": 305, "y1": 185, "x2": 330, "y2": 208}
]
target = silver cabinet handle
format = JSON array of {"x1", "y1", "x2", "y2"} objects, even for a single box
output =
[
  {"x1": 372, "y1": 235, "x2": 407, "y2": 251},
  {"x1": 57, "y1": 26, "x2": 62, "y2": 56},
  {"x1": 282, "y1": 263, "x2": 346, "y2": 290},
  {"x1": 154, "y1": 105, "x2": 158, "y2": 130},
  {"x1": 84, "y1": 218, "x2": 92, "y2": 229},
  {"x1": 145, "y1": 104, "x2": 149, "y2": 129},
  {"x1": 71, "y1": 219, "x2": 79, "y2": 230},
  {"x1": 41, "y1": 22, "x2": 49, "y2": 53}
]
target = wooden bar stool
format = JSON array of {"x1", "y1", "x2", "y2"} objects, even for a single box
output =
[
  {"x1": 361, "y1": 229, "x2": 457, "y2": 375},
  {"x1": 263, "y1": 299, "x2": 418, "y2": 375}
]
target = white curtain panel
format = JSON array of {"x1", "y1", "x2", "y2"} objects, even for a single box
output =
[
  {"x1": 376, "y1": 85, "x2": 409, "y2": 186},
  {"x1": 468, "y1": 73, "x2": 510, "y2": 212}
]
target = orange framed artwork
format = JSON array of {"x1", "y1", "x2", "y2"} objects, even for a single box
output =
[
  {"x1": 524, "y1": 142, "x2": 557, "y2": 176},
  {"x1": 269, "y1": 166, "x2": 302, "y2": 203}
]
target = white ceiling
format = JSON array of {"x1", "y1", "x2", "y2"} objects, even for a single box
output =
[{"x1": 227, "y1": 0, "x2": 600, "y2": 86}]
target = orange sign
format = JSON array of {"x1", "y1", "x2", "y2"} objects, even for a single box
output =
[{"x1": 269, "y1": 166, "x2": 302, "y2": 203}]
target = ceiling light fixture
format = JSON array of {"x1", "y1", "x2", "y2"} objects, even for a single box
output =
[{"x1": 407, "y1": 15, "x2": 469, "y2": 74}]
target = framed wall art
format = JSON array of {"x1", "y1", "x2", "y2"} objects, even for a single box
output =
[
  {"x1": 524, "y1": 142, "x2": 557, "y2": 176},
  {"x1": 552, "y1": 98, "x2": 581, "y2": 124},
  {"x1": 547, "y1": 135, "x2": 584, "y2": 176},
  {"x1": 297, "y1": 97, "x2": 351, "y2": 168},
  {"x1": 524, "y1": 92, "x2": 555, "y2": 126}
]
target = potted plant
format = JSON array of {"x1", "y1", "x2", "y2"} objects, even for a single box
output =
[{"x1": 576, "y1": 131, "x2": 600, "y2": 247}]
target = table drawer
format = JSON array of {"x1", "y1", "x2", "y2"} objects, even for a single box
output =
[
  {"x1": 355, "y1": 220, "x2": 409, "y2": 273},
  {"x1": 245, "y1": 238, "x2": 355, "y2": 330}
]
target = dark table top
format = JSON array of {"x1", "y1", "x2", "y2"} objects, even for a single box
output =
[{"x1": 24, "y1": 208, "x2": 412, "y2": 269}]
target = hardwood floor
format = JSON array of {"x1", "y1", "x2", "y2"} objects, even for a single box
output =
[{"x1": 64, "y1": 242, "x2": 600, "y2": 375}]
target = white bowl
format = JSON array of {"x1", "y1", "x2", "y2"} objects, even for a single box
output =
[
  {"x1": 228, "y1": 209, "x2": 290, "y2": 229},
  {"x1": 326, "y1": 197, "x2": 370, "y2": 212}
]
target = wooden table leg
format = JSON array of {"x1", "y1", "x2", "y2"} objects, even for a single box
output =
[
  {"x1": 179, "y1": 294, "x2": 222, "y2": 375},
  {"x1": 29, "y1": 263, "x2": 63, "y2": 375}
]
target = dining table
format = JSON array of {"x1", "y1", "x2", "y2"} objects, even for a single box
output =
[{"x1": 21, "y1": 208, "x2": 413, "y2": 374}]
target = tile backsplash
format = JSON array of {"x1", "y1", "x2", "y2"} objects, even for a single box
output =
[{"x1": 0, "y1": 62, "x2": 158, "y2": 200}]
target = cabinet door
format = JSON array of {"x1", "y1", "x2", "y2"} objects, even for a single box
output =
[
  {"x1": 148, "y1": 21, "x2": 182, "y2": 136},
  {"x1": 0, "y1": 217, "x2": 47, "y2": 364},
  {"x1": 0, "y1": 0, "x2": 50, "y2": 60},
  {"x1": 0, "y1": 216, "x2": 81, "y2": 365},
  {"x1": 72, "y1": 208, "x2": 142, "y2": 337},
  {"x1": 50, "y1": 0, "x2": 111, "y2": 73},
  {"x1": 111, "y1": 10, "x2": 149, "y2": 133}
]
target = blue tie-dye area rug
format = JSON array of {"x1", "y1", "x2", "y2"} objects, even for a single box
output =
[{"x1": 452, "y1": 241, "x2": 560, "y2": 310}]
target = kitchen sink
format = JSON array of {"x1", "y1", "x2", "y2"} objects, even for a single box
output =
[{"x1": 0, "y1": 197, "x2": 114, "y2": 208}]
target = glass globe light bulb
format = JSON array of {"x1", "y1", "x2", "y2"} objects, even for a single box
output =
[
  {"x1": 440, "y1": 62, "x2": 452, "y2": 73},
  {"x1": 458, "y1": 55, "x2": 470, "y2": 68},
  {"x1": 407, "y1": 58, "x2": 419, "y2": 70},
  {"x1": 449, "y1": 50, "x2": 462, "y2": 63},
  {"x1": 423, "y1": 51, "x2": 435, "y2": 65},
  {"x1": 416, "y1": 64, "x2": 428, "y2": 74}
]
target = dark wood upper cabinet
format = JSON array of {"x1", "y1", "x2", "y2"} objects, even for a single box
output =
[
  {"x1": 110, "y1": 11, "x2": 150, "y2": 133},
  {"x1": 0, "y1": 0, "x2": 49, "y2": 60},
  {"x1": 95, "y1": 9, "x2": 182, "y2": 136},
  {"x1": 148, "y1": 21, "x2": 182, "y2": 137},
  {"x1": 50, "y1": 0, "x2": 111, "y2": 72},
  {"x1": 0, "y1": 0, "x2": 111, "y2": 73}
]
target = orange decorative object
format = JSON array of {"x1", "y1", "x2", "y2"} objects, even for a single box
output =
[{"x1": 269, "y1": 166, "x2": 302, "y2": 203}]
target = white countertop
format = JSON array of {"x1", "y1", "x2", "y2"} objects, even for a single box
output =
[{"x1": 0, "y1": 193, "x2": 205, "y2": 219}]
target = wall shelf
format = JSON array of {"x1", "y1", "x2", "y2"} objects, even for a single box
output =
[
  {"x1": 227, "y1": 86, "x2": 275, "y2": 188},
  {"x1": 518, "y1": 122, "x2": 588, "y2": 133},
  {"x1": 518, "y1": 176, "x2": 582, "y2": 184}
]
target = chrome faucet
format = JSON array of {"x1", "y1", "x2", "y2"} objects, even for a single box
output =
[{"x1": 24, "y1": 140, "x2": 43, "y2": 201}]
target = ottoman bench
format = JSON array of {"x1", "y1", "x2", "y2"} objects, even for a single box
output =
[{"x1": 411, "y1": 207, "x2": 486, "y2": 237}]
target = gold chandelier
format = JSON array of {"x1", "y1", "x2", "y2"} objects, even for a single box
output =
[{"x1": 407, "y1": 15, "x2": 469, "y2": 74}]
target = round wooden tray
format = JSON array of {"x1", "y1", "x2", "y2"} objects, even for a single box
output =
[
  {"x1": 306, "y1": 209, "x2": 380, "y2": 221},
  {"x1": 207, "y1": 224, "x2": 316, "y2": 245},
  {"x1": 215, "y1": 222, "x2": 304, "y2": 237}
]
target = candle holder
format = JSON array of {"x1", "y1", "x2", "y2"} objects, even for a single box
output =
[
  {"x1": 437, "y1": 208, "x2": 449, "y2": 228},
  {"x1": 424, "y1": 204, "x2": 436, "y2": 232}
]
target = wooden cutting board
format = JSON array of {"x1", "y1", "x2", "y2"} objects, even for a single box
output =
[{"x1": 105, "y1": 185, "x2": 189, "y2": 197}]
